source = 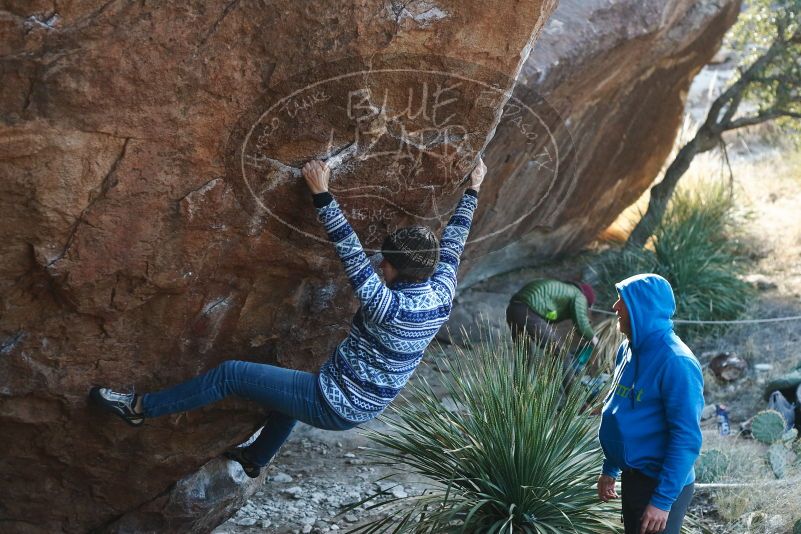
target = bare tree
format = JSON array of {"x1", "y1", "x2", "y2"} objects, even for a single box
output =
[{"x1": 627, "y1": 0, "x2": 801, "y2": 248}]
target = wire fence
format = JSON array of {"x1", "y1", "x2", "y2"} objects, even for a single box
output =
[{"x1": 590, "y1": 307, "x2": 801, "y2": 325}]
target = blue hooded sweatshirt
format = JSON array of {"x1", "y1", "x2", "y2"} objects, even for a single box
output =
[{"x1": 598, "y1": 274, "x2": 704, "y2": 511}]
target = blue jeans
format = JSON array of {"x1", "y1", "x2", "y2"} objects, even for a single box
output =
[{"x1": 141, "y1": 360, "x2": 357, "y2": 466}]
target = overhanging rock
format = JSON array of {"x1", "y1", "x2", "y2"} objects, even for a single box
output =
[{"x1": 0, "y1": 1, "x2": 557, "y2": 531}]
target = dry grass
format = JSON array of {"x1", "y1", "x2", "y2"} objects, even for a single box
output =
[
  {"x1": 692, "y1": 142, "x2": 801, "y2": 420},
  {"x1": 694, "y1": 431, "x2": 801, "y2": 533},
  {"x1": 729, "y1": 146, "x2": 801, "y2": 296},
  {"x1": 685, "y1": 137, "x2": 801, "y2": 532}
]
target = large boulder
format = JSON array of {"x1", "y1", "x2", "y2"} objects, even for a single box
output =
[
  {"x1": 0, "y1": 1, "x2": 556, "y2": 532},
  {"x1": 463, "y1": 0, "x2": 742, "y2": 284}
]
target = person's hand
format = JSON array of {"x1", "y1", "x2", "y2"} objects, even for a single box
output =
[
  {"x1": 640, "y1": 504, "x2": 668, "y2": 534},
  {"x1": 469, "y1": 157, "x2": 486, "y2": 191},
  {"x1": 302, "y1": 160, "x2": 330, "y2": 194},
  {"x1": 597, "y1": 474, "x2": 618, "y2": 502}
]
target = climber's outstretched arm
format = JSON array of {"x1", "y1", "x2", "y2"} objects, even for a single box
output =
[
  {"x1": 429, "y1": 158, "x2": 486, "y2": 301},
  {"x1": 302, "y1": 160, "x2": 398, "y2": 323}
]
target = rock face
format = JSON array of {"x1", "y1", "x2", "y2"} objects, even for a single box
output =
[
  {"x1": 463, "y1": 0, "x2": 742, "y2": 285},
  {"x1": 0, "y1": 1, "x2": 556, "y2": 532},
  {"x1": 0, "y1": 0, "x2": 743, "y2": 531}
]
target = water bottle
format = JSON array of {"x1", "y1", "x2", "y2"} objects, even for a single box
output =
[{"x1": 716, "y1": 404, "x2": 730, "y2": 436}]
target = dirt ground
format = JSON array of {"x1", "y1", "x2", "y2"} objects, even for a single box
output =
[{"x1": 214, "y1": 59, "x2": 801, "y2": 532}]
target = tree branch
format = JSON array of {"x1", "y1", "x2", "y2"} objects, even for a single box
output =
[
  {"x1": 776, "y1": 109, "x2": 801, "y2": 119},
  {"x1": 705, "y1": 39, "x2": 786, "y2": 129},
  {"x1": 720, "y1": 90, "x2": 744, "y2": 125},
  {"x1": 724, "y1": 109, "x2": 801, "y2": 130}
]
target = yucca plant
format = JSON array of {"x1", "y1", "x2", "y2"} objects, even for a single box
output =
[
  {"x1": 593, "y1": 178, "x2": 753, "y2": 338},
  {"x1": 350, "y1": 335, "x2": 621, "y2": 533},
  {"x1": 585, "y1": 317, "x2": 624, "y2": 377},
  {"x1": 651, "y1": 181, "x2": 752, "y2": 331}
]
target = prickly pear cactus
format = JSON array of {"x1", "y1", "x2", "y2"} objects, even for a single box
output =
[
  {"x1": 794, "y1": 518, "x2": 801, "y2": 534},
  {"x1": 768, "y1": 443, "x2": 788, "y2": 479},
  {"x1": 783, "y1": 428, "x2": 798, "y2": 443},
  {"x1": 696, "y1": 449, "x2": 729, "y2": 483},
  {"x1": 751, "y1": 410, "x2": 786, "y2": 444}
]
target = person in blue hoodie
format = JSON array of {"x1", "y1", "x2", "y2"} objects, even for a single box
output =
[{"x1": 597, "y1": 274, "x2": 704, "y2": 534}]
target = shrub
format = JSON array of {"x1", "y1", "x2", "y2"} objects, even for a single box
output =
[
  {"x1": 351, "y1": 336, "x2": 621, "y2": 533},
  {"x1": 592, "y1": 178, "x2": 753, "y2": 338}
]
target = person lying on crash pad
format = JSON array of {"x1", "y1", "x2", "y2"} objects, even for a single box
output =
[{"x1": 90, "y1": 157, "x2": 486, "y2": 478}]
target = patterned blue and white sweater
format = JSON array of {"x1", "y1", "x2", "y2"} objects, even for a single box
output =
[{"x1": 314, "y1": 190, "x2": 478, "y2": 423}]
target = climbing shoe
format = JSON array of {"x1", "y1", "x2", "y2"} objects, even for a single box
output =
[
  {"x1": 223, "y1": 448, "x2": 262, "y2": 479},
  {"x1": 89, "y1": 387, "x2": 144, "y2": 427}
]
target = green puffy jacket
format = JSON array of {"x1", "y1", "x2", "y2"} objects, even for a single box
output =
[{"x1": 510, "y1": 279, "x2": 595, "y2": 340}]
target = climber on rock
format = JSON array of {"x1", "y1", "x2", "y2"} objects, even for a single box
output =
[
  {"x1": 90, "y1": 157, "x2": 486, "y2": 479},
  {"x1": 506, "y1": 278, "x2": 599, "y2": 361}
]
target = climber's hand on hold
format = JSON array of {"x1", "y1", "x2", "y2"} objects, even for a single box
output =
[
  {"x1": 302, "y1": 160, "x2": 330, "y2": 194},
  {"x1": 470, "y1": 157, "x2": 486, "y2": 192}
]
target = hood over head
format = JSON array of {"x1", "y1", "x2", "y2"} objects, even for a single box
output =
[{"x1": 615, "y1": 273, "x2": 675, "y2": 349}]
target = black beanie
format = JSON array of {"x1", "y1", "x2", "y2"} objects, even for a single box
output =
[{"x1": 381, "y1": 226, "x2": 439, "y2": 280}]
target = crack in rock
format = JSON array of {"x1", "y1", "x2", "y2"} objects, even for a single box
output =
[
  {"x1": 0, "y1": 331, "x2": 25, "y2": 355},
  {"x1": 200, "y1": 0, "x2": 243, "y2": 46},
  {"x1": 45, "y1": 138, "x2": 130, "y2": 269}
]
